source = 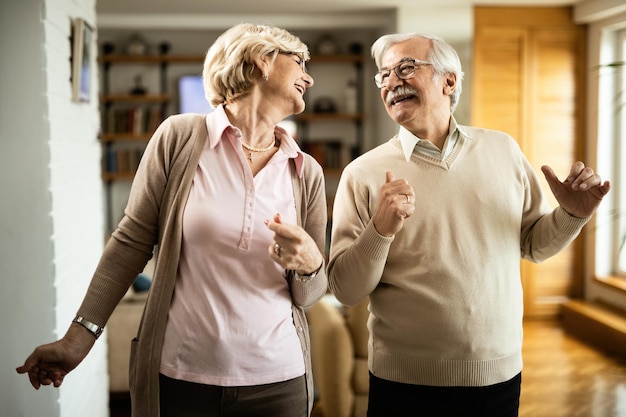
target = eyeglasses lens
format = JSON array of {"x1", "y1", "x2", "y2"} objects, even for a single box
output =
[{"x1": 375, "y1": 60, "x2": 423, "y2": 88}]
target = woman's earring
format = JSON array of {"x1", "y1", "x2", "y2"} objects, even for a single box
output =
[{"x1": 263, "y1": 74, "x2": 268, "y2": 81}]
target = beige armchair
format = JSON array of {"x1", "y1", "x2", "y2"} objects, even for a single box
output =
[{"x1": 307, "y1": 296, "x2": 370, "y2": 417}]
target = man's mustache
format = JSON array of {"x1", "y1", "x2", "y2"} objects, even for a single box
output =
[{"x1": 386, "y1": 85, "x2": 418, "y2": 106}]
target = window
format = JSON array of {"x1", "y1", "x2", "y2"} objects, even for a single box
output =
[
  {"x1": 618, "y1": 29, "x2": 626, "y2": 276},
  {"x1": 596, "y1": 27, "x2": 626, "y2": 281}
]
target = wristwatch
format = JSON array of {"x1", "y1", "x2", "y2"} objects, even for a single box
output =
[
  {"x1": 72, "y1": 315, "x2": 104, "y2": 339},
  {"x1": 294, "y1": 263, "x2": 323, "y2": 282}
]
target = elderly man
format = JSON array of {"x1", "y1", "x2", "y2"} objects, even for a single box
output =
[{"x1": 327, "y1": 32, "x2": 610, "y2": 417}]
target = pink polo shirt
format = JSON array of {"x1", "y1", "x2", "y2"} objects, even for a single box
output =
[{"x1": 160, "y1": 106, "x2": 305, "y2": 386}]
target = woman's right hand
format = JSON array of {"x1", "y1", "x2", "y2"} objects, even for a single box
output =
[
  {"x1": 265, "y1": 213, "x2": 324, "y2": 276},
  {"x1": 16, "y1": 323, "x2": 96, "y2": 389}
]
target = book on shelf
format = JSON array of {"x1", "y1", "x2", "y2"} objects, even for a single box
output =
[
  {"x1": 302, "y1": 140, "x2": 344, "y2": 170},
  {"x1": 105, "y1": 147, "x2": 145, "y2": 174},
  {"x1": 104, "y1": 105, "x2": 163, "y2": 135}
]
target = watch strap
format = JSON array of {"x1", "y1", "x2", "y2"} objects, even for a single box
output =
[
  {"x1": 294, "y1": 262, "x2": 323, "y2": 282},
  {"x1": 72, "y1": 315, "x2": 104, "y2": 339}
]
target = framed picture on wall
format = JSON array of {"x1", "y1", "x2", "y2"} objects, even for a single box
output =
[{"x1": 71, "y1": 18, "x2": 93, "y2": 103}]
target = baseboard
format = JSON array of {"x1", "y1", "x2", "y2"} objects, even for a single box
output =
[{"x1": 561, "y1": 299, "x2": 626, "y2": 359}]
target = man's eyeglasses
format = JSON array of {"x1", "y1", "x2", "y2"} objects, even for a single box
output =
[
  {"x1": 374, "y1": 58, "x2": 433, "y2": 88},
  {"x1": 278, "y1": 51, "x2": 307, "y2": 73}
]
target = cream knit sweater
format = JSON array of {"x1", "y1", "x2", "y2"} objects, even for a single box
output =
[{"x1": 328, "y1": 126, "x2": 588, "y2": 387}]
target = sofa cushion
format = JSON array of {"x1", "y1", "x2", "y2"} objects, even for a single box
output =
[
  {"x1": 346, "y1": 298, "x2": 369, "y2": 360},
  {"x1": 353, "y1": 357, "x2": 369, "y2": 395}
]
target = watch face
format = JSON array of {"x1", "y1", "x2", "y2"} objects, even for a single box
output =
[{"x1": 295, "y1": 265, "x2": 320, "y2": 282}]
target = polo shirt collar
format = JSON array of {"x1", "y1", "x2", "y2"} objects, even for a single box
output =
[
  {"x1": 206, "y1": 105, "x2": 305, "y2": 177},
  {"x1": 398, "y1": 116, "x2": 461, "y2": 162}
]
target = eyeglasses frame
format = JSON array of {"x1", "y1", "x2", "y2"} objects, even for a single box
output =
[
  {"x1": 374, "y1": 58, "x2": 434, "y2": 88},
  {"x1": 278, "y1": 50, "x2": 308, "y2": 73}
]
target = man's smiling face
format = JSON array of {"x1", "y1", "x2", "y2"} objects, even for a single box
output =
[{"x1": 379, "y1": 38, "x2": 451, "y2": 132}]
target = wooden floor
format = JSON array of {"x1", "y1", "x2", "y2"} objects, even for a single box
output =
[
  {"x1": 520, "y1": 319, "x2": 626, "y2": 417},
  {"x1": 110, "y1": 320, "x2": 626, "y2": 417}
]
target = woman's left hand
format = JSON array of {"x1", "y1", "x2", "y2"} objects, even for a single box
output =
[{"x1": 266, "y1": 213, "x2": 324, "y2": 275}]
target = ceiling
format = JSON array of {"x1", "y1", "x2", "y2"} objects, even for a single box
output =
[{"x1": 97, "y1": 0, "x2": 580, "y2": 16}]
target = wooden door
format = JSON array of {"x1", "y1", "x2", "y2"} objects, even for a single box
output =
[{"x1": 472, "y1": 7, "x2": 586, "y2": 318}]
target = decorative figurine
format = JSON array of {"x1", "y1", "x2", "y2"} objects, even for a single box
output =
[
  {"x1": 158, "y1": 41, "x2": 171, "y2": 55},
  {"x1": 316, "y1": 34, "x2": 339, "y2": 55},
  {"x1": 313, "y1": 96, "x2": 337, "y2": 113},
  {"x1": 129, "y1": 74, "x2": 147, "y2": 95},
  {"x1": 126, "y1": 33, "x2": 148, "y2": 55},
  {"x1": 102, "y1": 42, "x2": 115, "y2": 55}
]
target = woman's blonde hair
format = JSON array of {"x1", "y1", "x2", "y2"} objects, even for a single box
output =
[{"x1": 203, "y1": 23, "x2": 310, "y2": 107}]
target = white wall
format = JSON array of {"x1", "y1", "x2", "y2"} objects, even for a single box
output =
[{"x1": 0, "y1": 1, "x2": 108, "y2": 416}]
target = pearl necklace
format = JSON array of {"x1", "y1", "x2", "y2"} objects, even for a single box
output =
[{"x1": 241, "y1": 138, "x2": 276, "y2": 163}]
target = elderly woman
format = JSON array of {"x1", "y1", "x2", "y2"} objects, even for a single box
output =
[{"x1": 17, "y1": 23, "x2": 327, "y2": 417}]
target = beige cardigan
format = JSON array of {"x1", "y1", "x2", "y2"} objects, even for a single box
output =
[{"x1": 77, "y1": 113, "x2": 328, "y2": 416}]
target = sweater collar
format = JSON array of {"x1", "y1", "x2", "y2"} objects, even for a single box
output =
[{"x1": 398, "y1": 116, "x2": 461, "y2": 162}]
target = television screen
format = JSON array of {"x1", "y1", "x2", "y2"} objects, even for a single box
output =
[{"x1": 178, "y1": 75, "x2": 213, "y2": 114}]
